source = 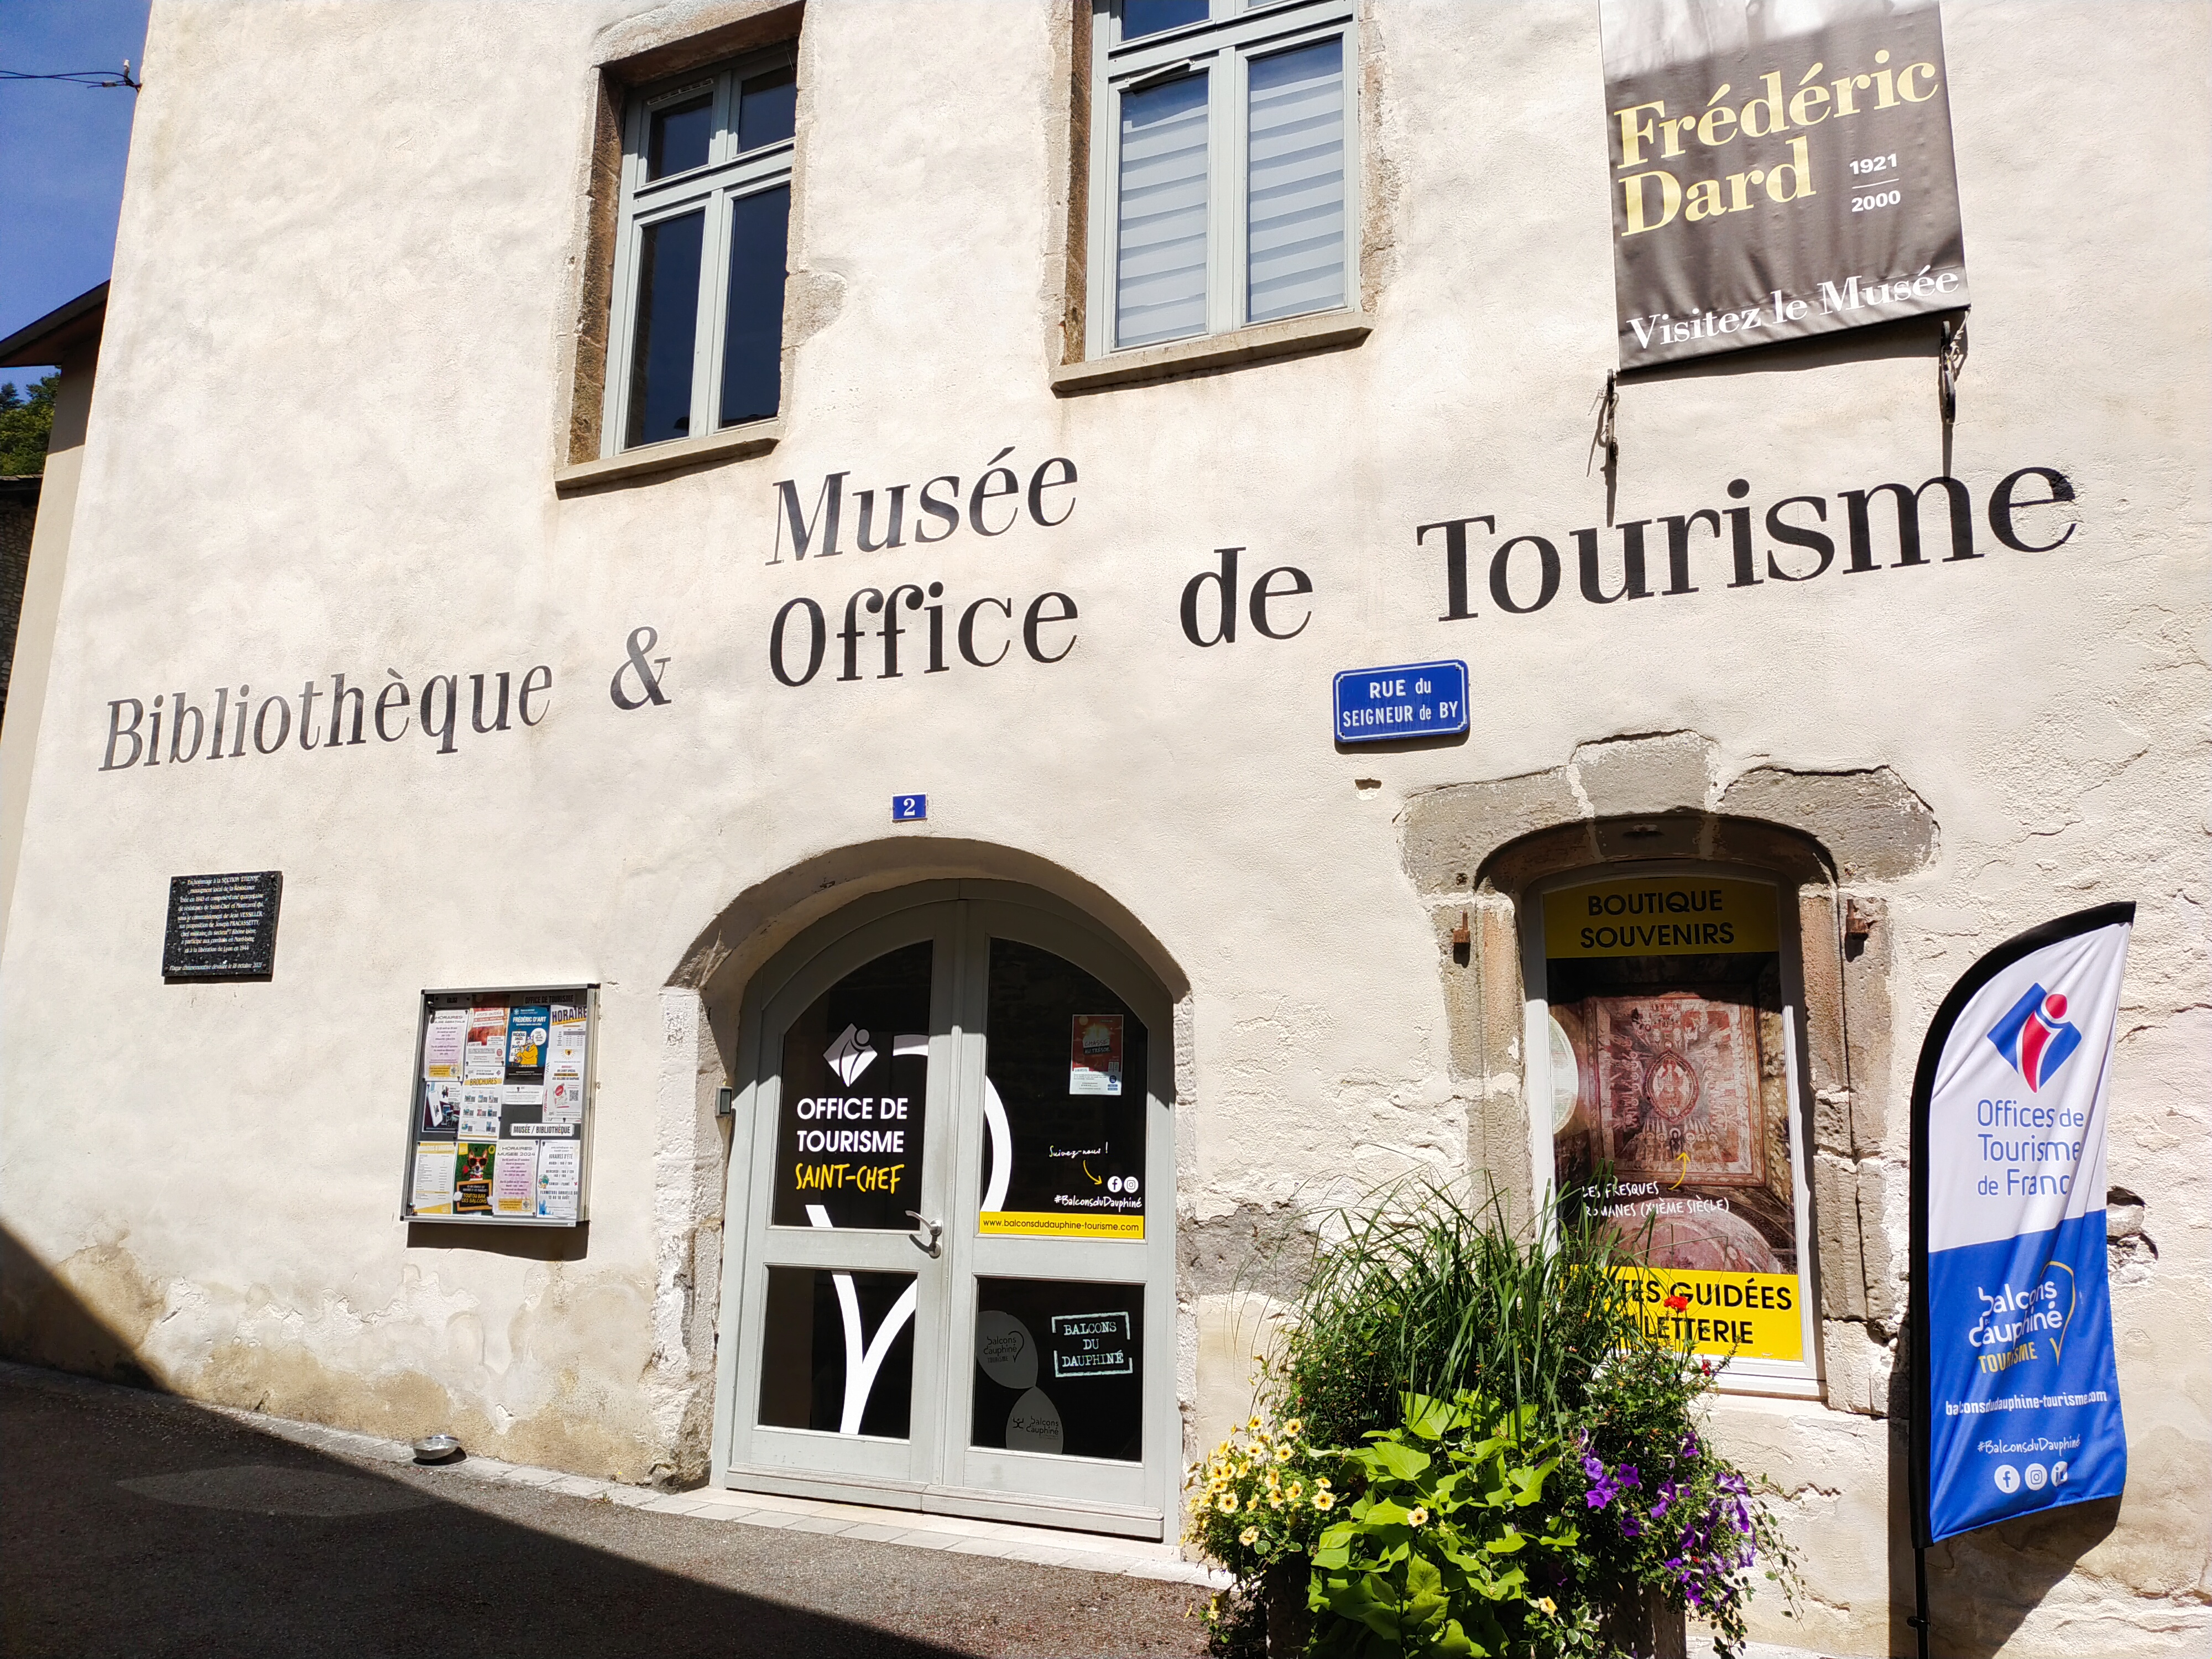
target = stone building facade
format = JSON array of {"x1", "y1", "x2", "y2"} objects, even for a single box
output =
[{"x1": 0, "y1": 4, "x2": 2203, "y2": 1655}]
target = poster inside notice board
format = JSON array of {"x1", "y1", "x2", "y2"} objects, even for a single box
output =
[{"x1": 404, "y1": 985, "x2": 595, "y2": 1227}]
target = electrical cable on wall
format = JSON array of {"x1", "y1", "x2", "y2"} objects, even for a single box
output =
[{"x1": 0, "y1": 61, "x2": 139, "y2": 90}]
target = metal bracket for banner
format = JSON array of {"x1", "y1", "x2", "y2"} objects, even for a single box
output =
[
  {"x1": 1938, "y1": 313, "x2": 1970, "y2": 425},
  {"x1": 1589, "y1": 371, "x2": 1620, "y2": 522},
  {"x1": 1911, "y1": 1545, "x2": 1931, "y2": 1659},
  {"x1": 1588, "y1": 371, "x2": 1618, "y2": 474}
]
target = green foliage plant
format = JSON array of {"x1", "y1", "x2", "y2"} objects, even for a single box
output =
[
  {"x1": 0, "y1": 375, "x2": 58, "y2": 476},
  {"x1": 1306, "y1": 1392, "x2": 1598, "y2": 1658}
]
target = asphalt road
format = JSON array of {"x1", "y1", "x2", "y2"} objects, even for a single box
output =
[{"x1": 0, "y1": 1366, "x2": 1210, "y2": 1658}]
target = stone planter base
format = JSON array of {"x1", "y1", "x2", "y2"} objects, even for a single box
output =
[
  {"x1": 1600, "y1": 1585, "x2": 1688, "y2": 1658},
  {"x1": 1263, "y1": 1559, "x2": 1314, "y2": 1656}
]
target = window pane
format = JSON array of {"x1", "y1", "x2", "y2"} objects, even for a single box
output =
[
  {"x1": 739, "y1": 65, "x2": 797, "y2": 150},
  {"x1": 624, "y1": 210, "x2": 705, "y2": 448},
  {"x1": 771, "y1": 940, "x2": 932, "y2": 1230},
  {"x1": 972, "y1": 1280, "x2": 1144, "y2": 1461},
  {"x1": 978, "y1": 938, "x2": 1147, "y2": 1240},
  {"x1": 1121, "y1": 1, "x2": 1208, "y2": 42},
  {"x1": 1247, "y1": 38, "x2": 1346, "y2": 324},
  {"x1": 1116, "y1": 72, "x2": 1209, "y2": 348},
  {"x1": 721, "y1": 184, "x2": 790, "y2": 427},
  {"x1": 760, "y1": 1267, "x2": 917, "y2": 1437},
  {"x1": 646, "y1": 92, "x2": 713, "y2": 180}
]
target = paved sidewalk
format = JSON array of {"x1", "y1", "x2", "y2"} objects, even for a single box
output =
[
  {"x1": 182, "y1": 1373, "x2": 1224, "y2": 1588},
  {"x1": 1, "y1": 1362, "x2": 1220, "y2": 1657}
]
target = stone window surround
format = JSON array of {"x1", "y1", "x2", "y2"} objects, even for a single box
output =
[
  {"x1": 549, "y1": 1, "x2": 1397, "y2": 492},
  {"x1": 1050, "y1": 0, "x2": 1393, "y2": 395},
  {"x1": 1398, "y1": 731, "x2": 1937, "y2": 1419},
  {"x1": 555, "y1": 2, "x2": 812, "y2": 493}
]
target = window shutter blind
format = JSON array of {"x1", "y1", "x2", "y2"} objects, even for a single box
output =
[
  {"x1": 1246, "y1": 39, "x2": 1345, "y2": 324},
  {"x1": 1115, "y1": 74, "x2": 1211, "y2": 348}
]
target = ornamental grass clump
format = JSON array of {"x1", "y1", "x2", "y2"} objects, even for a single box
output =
[{"x1": 1270, "y1": 1177, "x2": 1646, "y2": 1451}]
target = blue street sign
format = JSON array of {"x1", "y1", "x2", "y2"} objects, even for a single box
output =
[
  {"x1": 891, "y1": 794, "x2": 927, "y2": 822},
  {"x1": 1333, "y1": 660, "x2": 1470, "y2": 744}
]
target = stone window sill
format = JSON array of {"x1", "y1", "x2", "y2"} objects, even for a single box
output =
[
  {"x1": 553, "y1": 418, "x2": 784, "y2": 494},
  {"x1": 1051, "y1": 310, "x2": 1372, "y2": 396}
]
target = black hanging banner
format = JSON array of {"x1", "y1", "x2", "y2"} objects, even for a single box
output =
[{"x1": 1598, "y1": 0, "x2": 1970, "y2": 368}]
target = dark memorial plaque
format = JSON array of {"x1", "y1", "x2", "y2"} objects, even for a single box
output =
[{"x1": 163, "y1": 871, "x2": 282, "y2": 980}]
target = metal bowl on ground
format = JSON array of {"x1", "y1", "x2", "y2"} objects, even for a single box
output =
[{"x1": 411, "y1": 1434, "x2": 462, "y2": 1464}]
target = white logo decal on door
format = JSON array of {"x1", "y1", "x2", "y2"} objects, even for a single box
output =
[
  {"x1": 806, "y1": 1203, "x2": 919, "y2": 1434},
  {"x1": 824, "y1": 1024, "x2": 877, "y2": 1086}
]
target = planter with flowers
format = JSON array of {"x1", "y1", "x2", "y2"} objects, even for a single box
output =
[{"x1": 1186, "y1": 1180, "x2": 1800, "y2": 1657}]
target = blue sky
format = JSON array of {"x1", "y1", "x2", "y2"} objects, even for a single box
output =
[{"x1": 2, "y1": 0, "x2": 152, "y2": 381}]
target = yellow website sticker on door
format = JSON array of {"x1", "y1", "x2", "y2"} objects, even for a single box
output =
[{"x1": 980, "y1": 1211, "x2": 1144, "y2": 1240}]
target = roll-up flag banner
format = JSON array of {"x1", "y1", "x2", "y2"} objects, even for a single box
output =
[{"x1": 1910, "y1": 904, "x2": 2132, "y2": 1545}]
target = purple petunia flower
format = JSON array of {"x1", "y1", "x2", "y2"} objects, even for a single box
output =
[{"x1": 1582, "y1": 1454, "x2": 1623, "y2": 1509}]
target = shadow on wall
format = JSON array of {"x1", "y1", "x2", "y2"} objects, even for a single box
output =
[
  {"x1": 0, "y1": 1222, "x2": 163, "y2": 1390},
  {"x1": 1885, "y1": 1358, "x2": 2121, "y2": 1658},
  {"x1": 1, "y1": 1361, "x2": 989, "y2": 1659}
]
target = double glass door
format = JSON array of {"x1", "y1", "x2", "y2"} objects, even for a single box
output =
[{"x1": 716, "y1": 890, "x2": 1175, "y2": 1537}]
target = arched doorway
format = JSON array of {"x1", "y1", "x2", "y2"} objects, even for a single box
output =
[{"x1": 708, "y1": 880, "x2": 1177, "y2": 1538}]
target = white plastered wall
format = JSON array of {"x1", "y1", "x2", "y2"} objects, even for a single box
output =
[{"x1": 0, "y1": 3, "x2": 2203, "y2": 1654}]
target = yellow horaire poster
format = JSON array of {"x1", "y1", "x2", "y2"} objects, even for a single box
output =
[{"x1": 1545, "y1": 875, "x2": 1805, "y2": 1364}]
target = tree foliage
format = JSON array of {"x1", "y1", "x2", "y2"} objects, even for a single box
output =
[{"x1": 0, "y1": 375, "x2": 59, "y2": 476}]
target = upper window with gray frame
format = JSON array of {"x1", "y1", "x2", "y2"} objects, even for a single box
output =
[
  {"x1": 1086, "y1": 1, "x2": 1356, "y2": 356},
  {"x1": 604, "y1": 48, "x2": 796, "y2": 453}
]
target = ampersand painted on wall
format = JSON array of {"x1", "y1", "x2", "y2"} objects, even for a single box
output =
[{"x1": 609, "y1": 626, "x2": 671, "y2": 709}]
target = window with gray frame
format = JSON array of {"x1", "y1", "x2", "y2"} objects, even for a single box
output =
[
  {"x1": 604, "y1": 48, "x2": 797, "y2": 453},
  {"x1": 1086, "y1": 1, "x2": 1355, "y2": 357}
]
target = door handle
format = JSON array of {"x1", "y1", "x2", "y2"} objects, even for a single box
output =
[{"x1": 905, "y1": 1211, "x2": 943, "y2": 1259}]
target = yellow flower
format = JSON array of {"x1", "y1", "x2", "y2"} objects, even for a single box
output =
[
  {"x1": 1316, "y1": 1478, "x2": 1332, "y2": 1491},
  {"x1": 1239, "y1": 1526, "x2": 1259, "y2": 1546},
  {"x1": 1275, "y1": 1444, "x2": 1293, "y2": 1463},
  {"x1": 1247, "y1": 1416, "x2": 1262, "y2": 1432},
  {"x1": 1407, "y1": 1506, "x2": 1430, "y2": 1527},
  {"x1": 1284, "y1": 1419, "x2": 1303, "y2": 1437},
  {"x1": 1312, "y1": 1491, "x2": 1335, "y2": 1511},
  {"x1": 1269, "y1": 1495, "x2": 1284, "y2": 1509},
  {"x1": 1538, "y1": 1598, "x2": 1557, "y2": 1617},
  {"x1": 1287, "y1": 1483, "x2": 1305, "y2": 1501},
  {"x1": 1217, "y1": 1493, "x2": 1238, "y2": 1514}
]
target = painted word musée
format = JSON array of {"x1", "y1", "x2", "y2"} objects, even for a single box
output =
[
  {"x1": 767, "y1": 446, "x2": 1078, "y2": 562},
  {"x1": 1417, "y1": 466, "x2": 2075, "y2": 620}
]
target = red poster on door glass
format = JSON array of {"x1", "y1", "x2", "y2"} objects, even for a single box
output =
[{"x1": 1069, "y1": 1015, "x2": 1124, "y2": 1097}]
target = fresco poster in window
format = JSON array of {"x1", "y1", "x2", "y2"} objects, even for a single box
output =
[{"x1": 1545, "y1": 875, "x2": 1806, "y2": 1363}]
